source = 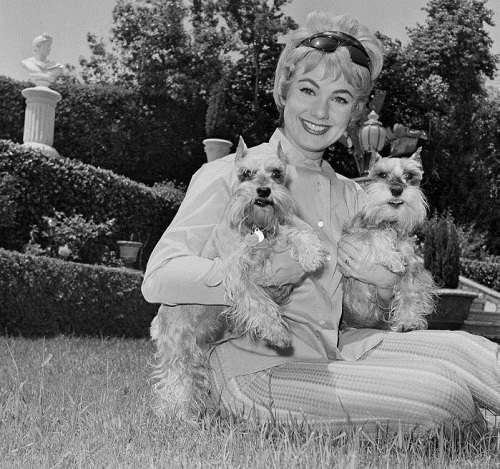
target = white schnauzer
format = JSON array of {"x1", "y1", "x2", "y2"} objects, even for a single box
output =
[
  {"x1": 150, "y1": 138, "x2": 327, "y2": 420},
  {"x1": 341, "y1": 149, "x2": 436, "y2": 332}
]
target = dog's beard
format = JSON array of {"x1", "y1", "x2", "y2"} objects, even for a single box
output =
[
  {"x1": 227, "y1": 184, "x2": 295, "y2": 235},
  {"x1": 363, "y1": 182, "x2": 428, "y2": 235}
]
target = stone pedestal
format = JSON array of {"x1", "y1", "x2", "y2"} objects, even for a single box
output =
[{"x1": 21, "y1": 86, "x2": 61, "y2": 153}]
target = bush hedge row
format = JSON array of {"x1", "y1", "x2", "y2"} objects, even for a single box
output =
[
  {"x1": 0, "y1": 75, "x2": 208, "y2": 185},
  {"x1": 0, "y1": 248, "x2": 158, "y2": 338},
  {"x1": 0, "y1": 139, "x2": 184, "y2": 266},
  {"x1": 461, "y1": 258, "x2": 500, "y2": 292}
]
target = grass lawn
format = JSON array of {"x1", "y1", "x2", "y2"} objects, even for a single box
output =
[{"x1": 0, "y1": 336, "x2": 499, "y2": 468}]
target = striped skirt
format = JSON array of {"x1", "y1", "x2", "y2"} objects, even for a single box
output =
[{"x1": 208, "y1": 330, "x2": 500, "y2": 433}]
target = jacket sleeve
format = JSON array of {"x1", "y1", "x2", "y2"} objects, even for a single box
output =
[{"x1": 141, "y1": 158, "x2": 234, "y2": 305}]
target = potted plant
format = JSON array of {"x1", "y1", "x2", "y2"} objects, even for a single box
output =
[
  {"x1": 423, "y1": 212, "x2": 478, "y2": 329},
  {"x1": 203, "y1": 78, "x2": 233, "y2": 162}
]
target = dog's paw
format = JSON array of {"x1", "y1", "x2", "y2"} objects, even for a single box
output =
[
  {"x1": 289, "y1": 231, "x2": 328, "y2": 273},
  {"x1": 379, "y1": 251, "x2": 406, "y2": 274},
  {"x1": 298, "y1": 248, "x2": 328, "y2": 273},
  {"x1": 260, "y1": 322, "x2": 292, "y2": 349},
  {"x1": 389, "y1": 318, "x2": 427, "y2": 332}
]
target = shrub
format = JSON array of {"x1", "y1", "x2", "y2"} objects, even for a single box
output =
[
  {"x1": 0, "y1": 75, "x2": 207, "y2": 185},
  {"x1": 151, "y1": 179, "x2": 186, "y2": 202},
  {"x1": 0, "y1": 248, "x2": 158, "y2": 338},
  {"x1": 461, "y1": 258, "x2": 500, "y2": 292},
  {"x1": 456, "y1": 222, "x2": 490, "y2": 261},
  {"x1": 205, "y1": 78, "x2": 235, "y2": 141},
  {"x1": 0, "y1": 140, "x2": 185, "y2": 265},
  {"x1": 24, "y1": 212, "x2": 121, "y2": 266},
  {"x1": 0, "y1": 76, "x2": 27, "y2": 143},
  {"x1": 423, "y1": 212, "x2": 461, "y2": 288}
]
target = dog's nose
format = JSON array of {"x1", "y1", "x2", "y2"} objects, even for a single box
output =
[
  {"x1": 390, "y1": 186, "x2": 403, "y2": 197},
  {"x1": 257, "y1": 187, "x2": 271, "y2": 198}
]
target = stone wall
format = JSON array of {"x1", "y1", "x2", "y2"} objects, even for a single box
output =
[{"x1": 459, "y1": 276, "x2": 500, "y2": 341}]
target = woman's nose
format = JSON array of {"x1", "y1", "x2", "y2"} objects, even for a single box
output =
[{"x1": 310, "y1": 97, "x2": 329, "y2": 119}]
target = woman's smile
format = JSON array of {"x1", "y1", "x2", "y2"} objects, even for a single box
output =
[{"x1": 300, "y1": 118, "x2": 332, "y2": 135}]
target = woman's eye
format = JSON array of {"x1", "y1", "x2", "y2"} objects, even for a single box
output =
[
  {"x1": 332, "y1": 96, "x2": 348, "y2": 105},
  {"x1": 300, "y1": 87, "x2": 314, "y2": 96}
]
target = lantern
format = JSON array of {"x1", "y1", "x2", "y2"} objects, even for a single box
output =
[{"x1": 358, "y1": 110, "x2": 387, "y2": 153}]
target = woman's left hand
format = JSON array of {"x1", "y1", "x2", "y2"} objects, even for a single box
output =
[{"x1": 337, "y1": 239, "x2": 400, "y2": 292}]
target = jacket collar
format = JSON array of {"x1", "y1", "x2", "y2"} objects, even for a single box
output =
[{"x1": 269, "y1": 128, "x2": 337, "y2": 177}]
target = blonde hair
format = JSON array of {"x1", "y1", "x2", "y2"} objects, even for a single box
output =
[{"x1": 274, "y1": 12, "x2": 383, "y2": 126}]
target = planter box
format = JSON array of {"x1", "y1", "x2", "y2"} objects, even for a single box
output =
[
  {"x1": 427, "y1": 288, "x2": 478, "y2": 330},
  {"x1": 117, "y1": 240, "x2": 143, "y2": 267}
]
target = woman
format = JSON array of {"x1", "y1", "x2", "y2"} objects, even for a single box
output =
[{"x1": 142, "y1": 12, "x2": 500, "y2": 433}]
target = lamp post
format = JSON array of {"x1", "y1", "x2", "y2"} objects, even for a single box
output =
[
  {"x1": 357, "y1": 110, "x2": 387, "y2": 175},
  {"x1": 339, "y1": 90, "x2": 428, "y2": 182}
]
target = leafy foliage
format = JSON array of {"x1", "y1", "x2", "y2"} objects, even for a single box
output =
[
  {"x1": 0, "y1": 140, "x2": 185, "y2": 267},
  {"x1": 80, "y1": 0, "x2": 230, "y2": 100},
  {"x1": 461, "y1": 258, "x2": 500, "y2": 292},
  {"x1": 0, "y1": 248, "x2": 156, "y2": 337},
  {"x1": 79, "y1": 0, "x2": 296, "y2": 147},
  {"x1": 374, "y1": 0, "x2": 500, "y2": 253},
  {"x1": 3, "y1": 0, "x2": 500, "y2": 255},
  {"x1": 24, "y1": 212, "x2": 121, "y2": 266},
  {"x1": 205, "y1": 78, "x2": 237, "y2": 140},
  {"x1": 0, "y1": 76, "x2": 207, "y2": 185},
  {"x1": 424, "y1": 212, "x2": 461, "y2": 288},
  {"x1": 0, "y1": 76, "x2": 29, "y2": 143}
]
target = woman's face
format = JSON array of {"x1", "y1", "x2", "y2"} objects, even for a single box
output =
[{"x1": 282, "y1": 62, "x2": 356, "y2": 163}]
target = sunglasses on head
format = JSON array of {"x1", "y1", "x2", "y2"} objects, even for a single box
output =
[{"x1": 300, "y1": 31, "x2": 371, "y2": 72}]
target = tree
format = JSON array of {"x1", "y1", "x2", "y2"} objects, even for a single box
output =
[
  {"x1": 407, "y1": 0, "x2": 497, "y2": 98},
  {"x1": 79, "y1": 33, "x2": 123, "y2": 85},
  {"x1": 80, "y1": 0, "x2": 231, "y2": 100},
  {"x1": 79, "y1": 0, "x2": 296, "y2": 145},
  {"x1": 369, "y1": 1, "x2": 500, "y2": 251},
  {"x1": 220, "y1": 0, "x2": 296, "y2": 111}
]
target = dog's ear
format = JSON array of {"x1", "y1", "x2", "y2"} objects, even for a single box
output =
[
  {"x1": 409, "y1": 147, "x2": 422, "y2": 166},
  {"x1": 277, "y1": 142, "x2": 288, "y2": 164},
  {"x1": 235, "y1": 136, "x2": 248, "y2": 162},
  {"x1": 368, "y1": 149, "x2": 382, "y2": 168}
]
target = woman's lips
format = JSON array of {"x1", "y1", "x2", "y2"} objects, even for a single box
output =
[{"x1": 300, "y1": 118, "x2": 331, "y2": 135}]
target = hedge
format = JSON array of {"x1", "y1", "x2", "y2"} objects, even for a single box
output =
[
  {"x1": 0, "y1": 248, "x2": 158, "y2": 338},
  {"x1": 0, "y1": 75, "x2": 208, "y2": 185},
  {"x1": 0, "y1": 139, "x2": 184, "y2": 265},
  {"x1": 461, "y1": 258, "x2": 500, "y2": 292}
]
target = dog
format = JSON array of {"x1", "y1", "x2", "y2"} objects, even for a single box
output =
[
  {"x1": 150, "y1": 137, "x2": 327, "y2": 420},
  {"x1": 340, "y1": 149, "x2": 436, "y2": 332}
]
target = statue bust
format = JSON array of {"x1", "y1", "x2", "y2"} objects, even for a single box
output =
[{"x1": 21, "y1": 33, "x2": 64, "y2": 87}]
